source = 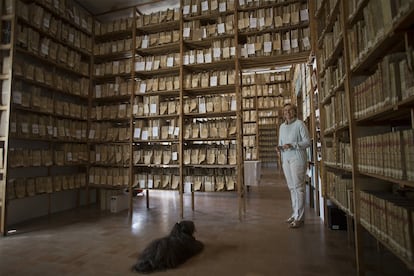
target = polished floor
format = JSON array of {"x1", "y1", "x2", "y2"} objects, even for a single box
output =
[{"x1": 0, "y1": 169, "x2": 358, "y2": 276}]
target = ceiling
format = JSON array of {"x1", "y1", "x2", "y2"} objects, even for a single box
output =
[{"x1": 81, "y1": 0, "x2": 180, "y2": 17}]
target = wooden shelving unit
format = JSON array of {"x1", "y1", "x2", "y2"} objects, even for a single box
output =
[
  {"x1": 311, "y1": 0, "x2": 414, "y2": 274},
  {"x1": 0, "y1": 0, "x2": 312, "y2": 232}
]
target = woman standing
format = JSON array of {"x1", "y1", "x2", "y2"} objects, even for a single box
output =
[{"x1": 278, "y1": 103, "x2": 311, "y2": 228}]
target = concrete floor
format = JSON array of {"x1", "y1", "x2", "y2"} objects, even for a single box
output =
[{"x1": 0, "y1": 169, "x2": 358, "y2": 276}]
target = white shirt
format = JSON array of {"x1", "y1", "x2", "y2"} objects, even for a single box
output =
[{"x1": 278, "y1": 118, "x2": 311, "y2": 163}]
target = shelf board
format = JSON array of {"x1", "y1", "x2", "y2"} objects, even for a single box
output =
[
  {"x1": 135, "y1": 67, "x2": 180, "y2": 78},
  {"x1": 358, "y1": 171, "x2": 414, "y2": 188},
  {"x1": 136, "y1": 42, "x2": 180, "y2": 56},
  {"x1": 355, "y1": 103, "x2": 413, "y2": 125},
  {"x1": 12, "y1": 104, "x2": 87, "y2": 122},
  {"x1": 0, "y1": 74, "x2": 10, "y2": 80},
  {"x1": 93, "y1": 94, "x2": 131, "y2": 103},
  {"x1": 94, "y1": 50, "x2": 133, "y2": 62},
  {"x1": 94, "y1": 29, "x2": 133, "y2": 42},
  {"x1": 1, "y1": 14, "x2": 14, "y2": 20},
  {"x1": 361, "y1": 222, "x2": 414, "y2": 271},
  {"x1": 91, "y1": 117, "x2": 130, "y2": 123},
  {"x1": 324, "y1": 163, "x2": 353, "y2": 173},
  {"x1": 133, "y1": 164, "x2": 180, "y2": 169},
  {"x1": 184, "y1": 164, "x2": 236, "y2": 169},
  {"x1": 183, "y1": 10, "x2": 234, "y2": 22},
  {"x1": 15, "y1": 47, "x2": 88, "y2": 78},
  {"x1": 93, "y1": 72, "x2": 132, "y2": 83},
  {"x1": 89, "y1": 184, "x2": 126, "y2": 189},
  {"x1": 134, "y1": 113, "x2": 179, "y2": 119},
  {"x1": 135, "y1": 89, "x2": 180, "y2": 97},
  {"x1": 0, "y1": 105, "x2": 8, "y2": 111},
  {"x1": 183, "y1": 84, "x2": 236, "y2": 95},
  {"x1": 184, "y1": 136, "x2": 236, "y2": 142},
  {"x1": 183, "y1": 59, "x2": 235, "y2": 72},
  {"x1": 13, "y1": 74, "x2": 89, "y2": 100},
  {"x1": 137, "y1": 20, "x2": 180, "y2": 34},
  {"x1": 238, "y1": 21, "x2": 310, "y2": 39},
  {"x1": 327, "y1": 195, "x2": 354, "y2": 218},
  {"x1": 184, "y1": 110, "x2": 236, "y2": 118},
  {"x1": 0, "y1": 44, "x2": 12, "y2": 50},
  {"x1": 10, "y1": 135, "x2": 88, "y2": 143},
  {"x1": 184, "y1": 34, "x2": 235, "y2": 49},
  {"x1": 238, "y1": 0, "x2": 307, "y2": 12},
  {"x1": 89, "y1": 141, "x2": 131, "y2": 145},
  {"x1": 133, "y1": 139, "x2": 179, "y2": 144},
  {"x1": 350, "y1": 4, "x2": 414, "y2": 75},
  {"x1": 240, "y1": 51, "x2": 310, "y2": 69}
]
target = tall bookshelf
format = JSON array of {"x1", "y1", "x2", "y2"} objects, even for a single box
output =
[{"x1": 312, "y1": 0, "x2": 414, "y2": 274}]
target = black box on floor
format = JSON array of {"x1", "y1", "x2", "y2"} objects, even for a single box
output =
[{"x1": 327, "y1": 206, "x2": 347, "y2": 230}]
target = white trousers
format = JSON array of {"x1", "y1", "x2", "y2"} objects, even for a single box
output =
[{"x1": 282, "y1": 158, "x2": 307, "y2": 222}]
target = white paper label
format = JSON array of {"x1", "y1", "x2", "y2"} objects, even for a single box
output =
[
  {"x1": 183, "y1": 27, "x2": 190, "y2": 38},
  {"x1": 204, "y1": 53, "x2": 212, "y2": 63},
  {"x1": 145, "y1": 61, "x2": 153, "y2": 71},
  {"x1": 168, "y1": 126, "x2": 174, "y2": 135},
  {"x1": 67, "y1": 152, "x2": 72, "y2": 161},
  {"x1": 282, "y1": 39, "x2": 291, "y2": 50},
  {"x1": 249, "y1": 17, "x2": 257, "y2": 29},
  {"x1": 197, "y1": 53, "x2": 204, "y2": 64},
  {"x1": 142, "y1": 39, "x2": 148, "y2": 49},
  {"x1": 192, "y1": 4, "x2": 198, "y2": 13},
  {"x1": 140, "y1": 83, "x2": 147, "y2": 93},
  {"x1": 303, "y1": 37, "x2": 310, "y2": 48},
  {"x1": 291, "y1": 38, "x2": 298, "y2": 49},
  {"x1": 201, "y1": 1, "x2": 208, "y2": 11},
  {"x1": 172, "y1": 152, "x2": 178, "y2": 161},
  {"x1": 152, "y1": 126, "x2": 158, "y2": 137},
  {"x1": 95, "y1": 152, "x2": 100, "y2": 162},
  {"x1": 213, "y1": 48, "x2": 221, "y2": 58},
  {"x1": 184, "y1": 55, "x2": 189, "y2": 65},
  {"x1": 183, "y1": 5, "x2": 190, "y2": 15},
  {"x1": 141, "y1": 130, "x2": 148, "y2": 140},
  {"x1": 210, "y1": 76, "x2": 218, "y2": 86},
  {"x1": 259, "y1": 17, "x2": 265, "y2": 28},
  {"x1": 134, "y1": 128, "x2": 141, "y2": 138},
  {"x1": 300, "y1": 9, "x2": 309, "y2": 21},
  {"x1": 199, "y1": 102, "x2": 206, "y2": 113},
  {"x1": 135, "y1": 61, "x2": 145, "y2": 71},
  {"x1": 167, "y1": 57, "x2": 174, "y2": 67},
  {"x1": 189, "y1": 54, "x2": 195, "y2": 64},
  {"x1": 264, "y1": 41, "x2": 272, "y2": 53},
  {"x1": 230, "y1": 47, "x2": 236, "y2": 56},
  {"x1": 147, "y1": 179, "x2": 153, "y2": 188},
  {"x1": 217, "y1": 23, "x2": 225, "y2": 34},
  {"x1": 219, "y1": 2, "x2": 226, "y2": 12},
  {"x1": 231, "y1": 99, "x2": 237, "y2": 110},
  {"x1": 150, "y1": 103, "x2": 157, "y2": 114},
  {"x1": 174, "y1": 127, "x2": 179, "y2": 136},
  {"x1": 247, "y1": 43, "x2": 255, "y2": 55}
]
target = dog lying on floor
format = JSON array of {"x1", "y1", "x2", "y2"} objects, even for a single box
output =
[{"x1": 133, "y1": 220, "x2": 204, "y2": 273}]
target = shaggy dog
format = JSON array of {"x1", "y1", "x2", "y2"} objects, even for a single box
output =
[{"x1": 133, "y1": 220, "x2": 204, "y2": 273}]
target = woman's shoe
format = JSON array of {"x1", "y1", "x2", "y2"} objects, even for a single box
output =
[
  {"x1": 285, "y1": 217, "x2": 295, "y2": 223},
  {"x1": 289, "y1": 220, "x2": 304, "y2": 228}
]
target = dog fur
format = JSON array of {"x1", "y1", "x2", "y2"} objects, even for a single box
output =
[{"x1": 133, "y1": 220, "x2": 204, "y2": 273}]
